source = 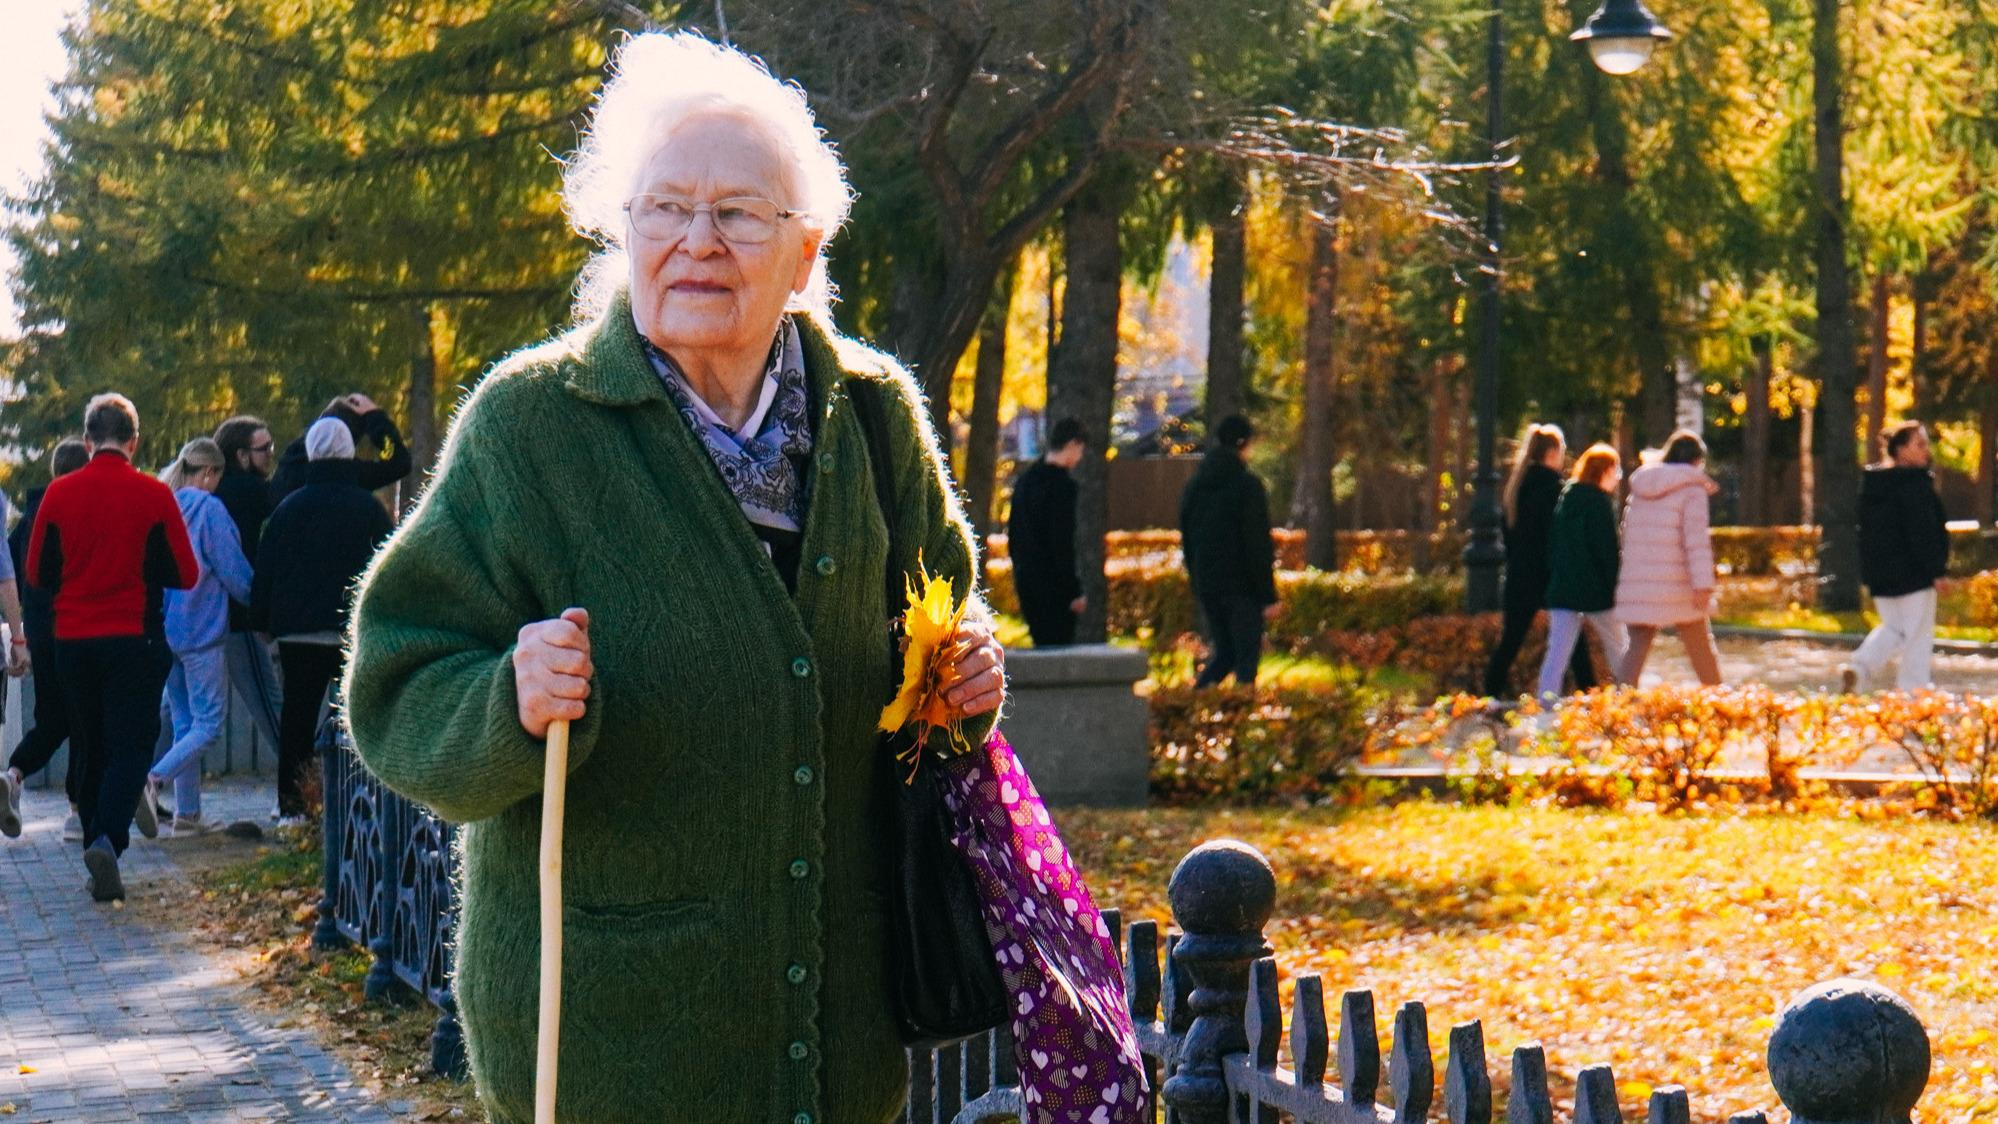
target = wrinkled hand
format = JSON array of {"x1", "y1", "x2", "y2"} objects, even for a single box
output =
[
  {"x1": 514, "y1": 607, "x2": 592, "y2": 740},
  {"x1": 941, "y1": 615, "x2": 1005, "y2": 720},
  {"x1": 6, "y1": 644, "x2": 28, "y2": 678}
]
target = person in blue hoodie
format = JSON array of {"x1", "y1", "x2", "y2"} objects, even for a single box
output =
[{"x1": 147, "y1": 438, "x2": 253, "y2": 833}]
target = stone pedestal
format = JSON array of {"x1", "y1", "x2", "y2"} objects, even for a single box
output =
[{"x1": 1001, "y1": 644, "x2": 1150, "y2": 807}]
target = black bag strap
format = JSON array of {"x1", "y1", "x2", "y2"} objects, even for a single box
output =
[{"x1": 847, "y1": 376, "x2": 903, "y2": 620}]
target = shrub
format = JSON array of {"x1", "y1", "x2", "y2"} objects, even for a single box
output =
[
  {"x1": 1377, "y1": 686, "x2": 1998, "y2": 814},
  {"x1": 1967, "y1": 570, "x2": 1998, "y2": 628},
  {"x1": 1149, "y1": 682, "x2": 1390, "y2": 805}
]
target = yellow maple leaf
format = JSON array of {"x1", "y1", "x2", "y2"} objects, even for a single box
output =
[{"x1": 877, "y1": 563, "x2": 971, "y2": 773}]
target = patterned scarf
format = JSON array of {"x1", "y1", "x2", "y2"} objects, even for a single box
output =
[{"x1": 642, "y1": 318, "x2": 813, "y2": 535}]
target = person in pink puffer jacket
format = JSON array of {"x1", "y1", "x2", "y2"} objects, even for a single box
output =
[{"x1": 1614, "y1": 430, "x2": 1724, "y2": 686}]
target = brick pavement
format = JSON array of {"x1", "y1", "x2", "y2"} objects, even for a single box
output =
[{"x1": 0, "y1": 776, "x2": 403, "y2": 1123}]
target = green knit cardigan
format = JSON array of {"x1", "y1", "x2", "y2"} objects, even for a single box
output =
[{"x1": 343, "y1": 294, "x2": 996, "y2": 1124}]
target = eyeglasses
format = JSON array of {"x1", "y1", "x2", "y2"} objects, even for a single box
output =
[
  {"x1": 249, "y1": 443, "x2": 274, "y2": 454},
  {"x1": 623, "y1": 194, "x2": 799, "y2": 245}
]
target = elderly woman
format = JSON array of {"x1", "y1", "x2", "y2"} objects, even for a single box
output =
[{"x1": 344, "y1": 32, "x2": 1005, "y2": 1124}]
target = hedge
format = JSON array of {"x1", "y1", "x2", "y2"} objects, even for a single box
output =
[
  {"x1": 1149, "y1": 682, "x2": 1386, "y2": 804},
  {"x1": 987, "y1": 525, "x2": 1998, "y2": 578}
]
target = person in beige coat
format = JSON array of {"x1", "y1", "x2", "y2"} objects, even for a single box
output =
[{"x1": 1614, "y1": 430, "x2": 1723, "y2": 686}]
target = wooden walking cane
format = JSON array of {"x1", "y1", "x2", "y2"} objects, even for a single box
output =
[{"x1": 535, "y1": 716, "x2": 571, "y2": 1124}]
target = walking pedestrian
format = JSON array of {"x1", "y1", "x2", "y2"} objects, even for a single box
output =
[
  {"x1": 1483, "y1": 423, "x2": 1596, "y2": 698},
  {"x1": 268, "y1": 393, "x2": 411, "y2": 506},
  {"x1": 2, "y1": 439, "x2": 90, "y2": 840},
  {"x1": 24, "y1": 394, "x2": 198, "y2": 900},
  {"x1": 148, "y1": 439, "x2": 253, "y2": 834},
  {"x1": 1006, "y1": 418, "x2": 1087, "y2": 647},
  {"x1": 1536, "y1": 443, "x2": 1628, "y2": 702},
  {"x1": 1614, "y1": 430, "x2": 1723, "y2": 686},
  {"x1": 1845, "y1": 420, "x2": 1951, "y2": 692},
  {"x1": 1180, "y1": 414, "x2": 1280, "y2": 688},
  {"x1": 212, "y1": 416, "x2": 286, "y2": 759},
  {"x1": 252, "y1": 418, "x2": 392, "y2": 825}
]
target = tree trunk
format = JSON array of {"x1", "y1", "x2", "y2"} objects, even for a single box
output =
[
  {"x1": 1910, "y1": 275, "x2": 1929, "y2": 420},
  {"x1": 1204, "y1": 174, "x2": 1248, "y2": 430},
  {"x1": 1864, "y1": 271, "x2": 1890, "y2": 456},
  {"x1": 1292, "y1": 207, "x2": 1340, "y2": 571},
  {"x1": 405, "y1": 302, "x2": 440, "y2": 515},
  {"x1": 885, "y1": 248, "x2": 1010, "y2": 440},
  {"x1": 1799, "y1": 392, "x2": 1817, "y2": 527},
  {"x1": 1577, "y1": 40, "x2": 1674, "y2": 445},
  {"x1": 1742, "y1": 337, "x2": 1773, "y2": 526},
  {"x1": 1422, "y1": 358, "x2": 1453, "y2": 533},
  {"x1": 1813, "y1": 0, "x2": 1863, "y2": 611},
  {"x1": 963, "y1": 267, "x2": 1015, "y2": 550},
  {"x1": 1979, "y1": 397, "x2": 1998, "y2": 529},
  {"x1": 1045, "y1": 177, "x2": 1125, "y2": 643}
]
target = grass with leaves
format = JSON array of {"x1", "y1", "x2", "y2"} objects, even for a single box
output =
[{"x1": 1061, "y1": 802, "x2": 1998, "y2": 1120}]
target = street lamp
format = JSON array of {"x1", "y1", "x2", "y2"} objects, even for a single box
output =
[
  {"x1": 1462, "y1": 0, "x2": 1672, "y2": 615},
  {"x1": 1571, "y1": 0, "x2": 1677, "y2": 76}
]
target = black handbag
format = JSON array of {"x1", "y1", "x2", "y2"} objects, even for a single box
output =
[{"x1": 848, "y1": 377, "x2": 1008, "y2": 1047}]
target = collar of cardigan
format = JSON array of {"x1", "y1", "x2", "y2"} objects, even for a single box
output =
[{"x1": 565, "y1": 288, "x2": 883, "y2": 410}]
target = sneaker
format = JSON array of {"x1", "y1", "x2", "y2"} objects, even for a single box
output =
[
  {"x1": 133, "y1": 777, "x2": 160, "y2": 840},
  {"x1": 83, "y1": 840, "x2": 123, "y2": 902},
  {"x1": 273, "y1": 815, "x2": 309, "y2": 831},
  {"x1": 0, "y1": 772, "x2": 21, "y2": 839},
  {"x1": 1839, "y1": 664, "x2": 1859, "y2": 694},
  {"x1": 169, "y1": 813, "x2": 216, "y2": 837},
  {"x1": 62, "y1": 809, "x2": 83, "y2": 843}
]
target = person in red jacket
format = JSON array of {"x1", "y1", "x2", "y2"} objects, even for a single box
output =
[{"x1": 25, "y1": 393, "x2": 197, "y2": 901}]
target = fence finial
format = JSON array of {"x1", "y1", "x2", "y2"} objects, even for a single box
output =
[
  {"x1": 1159, "y1": 839, "x2": 1276, "y2": 1124},
  {"x1": 1768, "y1": 978, "x2": 1930, "y2": 1124}
]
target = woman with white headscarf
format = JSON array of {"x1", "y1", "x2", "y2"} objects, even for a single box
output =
[
  {"x1": 344, "y1": 31, "x2": 1005, "y2": 1124},
  {"x1": 252, "y1": 417, "x2": 392, "y2": 826}
]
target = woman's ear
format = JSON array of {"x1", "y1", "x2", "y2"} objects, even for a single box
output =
[{"x1": 792, "y1": 228, "x2": 825, "y2": 295}]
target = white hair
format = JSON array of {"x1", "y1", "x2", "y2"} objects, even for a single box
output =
[{"x1": 564, "y1": 31, "x2": 854, "y2": 324}]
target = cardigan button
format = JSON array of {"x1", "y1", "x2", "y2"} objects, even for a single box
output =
[
  {"x1": 788, "y1": 859, "x2": 810, "y2": 880},
  {"x1": 786, "y1": 963, "x2": 808, "y2": 985},
  {"x1": 793, "y1": 765, "x2": 814, "y2": 786},
  {"x1": 788, "y1": 1041, "x2": 810, "y2": 1061},
  {"x1": 815, "y1": 555, "x2": 837, "y2": 577},
  {"x1": 817, "y1": 451, "x2": 835, "y2": 472},
  {"x1": 791, "y1": 657, "x2": 812, "y2": 679}
]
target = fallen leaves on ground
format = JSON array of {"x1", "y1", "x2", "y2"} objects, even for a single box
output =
[
  {"x1": 1062, "y1": 802, "x2": 1998, "y2": 1121},
  {"x1": 184, "y1": 836, "x2": 483, "y2": 1121}
]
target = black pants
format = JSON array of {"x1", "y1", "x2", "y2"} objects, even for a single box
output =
[
  {"x1": 1484, "y1": 600, "x2": 1595, "y2": 698},
  {"x1": 9, "y1": 629, "x2": 80, "y2": 804},
  {"x1": 57, "y1": 635, "x2": 171, "y2": 855},
  {"x1": 277, "y1": 642, "x2": 343, "y2": 817},
  {"x1": 1021, "y1": 601, "x2": 1078, "y2": 648},
  {"x1": 1195, "y1": 595, "x2": 1265, "y2": 688}
]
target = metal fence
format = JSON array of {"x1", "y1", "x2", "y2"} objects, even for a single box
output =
[
  {"x1": 318, "y1": 722, "x2": 466, "y2": 1079},
  {"x1": 322, "y1": 731, "x2": 1936, "y2": 1123}
]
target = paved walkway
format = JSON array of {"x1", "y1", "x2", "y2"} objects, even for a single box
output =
[{"x1": 0, "y1": 777, "x2": 399, "y2": 1123}]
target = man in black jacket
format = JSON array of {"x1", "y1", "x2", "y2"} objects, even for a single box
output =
[
  {"x1": 269, "y1": 393, "x2": 412, "y2": 506},
  {"x1": 253, "y1": 418, "x2": 395, "y2": 823},
  {"x1": 1007, "y1": 419, "x2": 1087, "y2": 647},
  {"x1": 1179, "y1": 415, "x2": 1280, "y2": 688},
  {"x1": 213, "y1": 415, "x2": 286, "y2": 765},
  {"x1": 1847, "y1": 420, "x2": 1951, "y2": 692}
]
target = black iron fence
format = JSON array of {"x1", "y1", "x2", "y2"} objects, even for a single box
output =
[
  {"x1": 318, "y1": 722, "x2": 466, "y2": 1079},
  {"x1": 322, "y1": 729, "x2": 1936, "y2": 1122}
]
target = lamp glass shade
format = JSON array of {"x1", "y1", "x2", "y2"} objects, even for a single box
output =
[{"x1": 1587, "y1": 35, "x2": 1658, "y2": 74}]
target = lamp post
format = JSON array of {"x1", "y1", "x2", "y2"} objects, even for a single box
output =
[{"x1": 1462, "y1": 0, "x2": 1674, "y2": 614}]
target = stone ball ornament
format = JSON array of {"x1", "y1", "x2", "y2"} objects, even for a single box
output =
[{"x1": 1767, "y1": 978, "x2": 1930, "y2": 1124}]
